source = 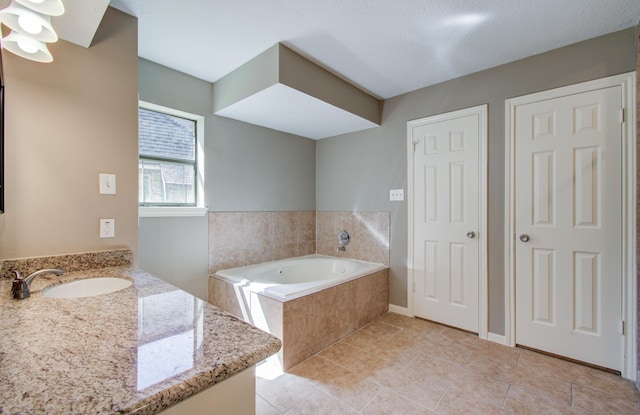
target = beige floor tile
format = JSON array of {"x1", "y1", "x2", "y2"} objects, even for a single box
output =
[
  {"x1": 572, "y1": 384, "x2": 640, "y2": 415},
  {"x1": 342, "y1": 328, "x2": 387, "y2": 353},
  {"x1": 463, "y1": 351, "x2": 519, "y2": 381},
  {"x1": 256, "y1": 394, "x2": 281, "y2": 415},
  {"x1": 319, "y1": 341, "x2": 367, "y2": 369},
  {"x1": 378, "y1": 364, "x2": 449, "y2": 409},
  {"x1": 256, "y1": 372, "x2": 317, "y2": 413},
  {"x1": 413, "y1": 339, "x2": 472, "y2": 365},
  {"x1": 437, "y1": 325, "x2": 478, "y2": 343},
  {"x1": 348, "y1": 352, "x2": 448, "y2": 409},
  {"x1": 348, "y1": 354, "x2": 408, "y2": 387},
  {"x1": 356, "y1": 321, "x2": 402, "y2": 339},
  {"x1": 287, "y1": 388, "x2": 360, "y2": 415},
  {"x1": 410, "y1": 351, "x2": 469, "y2": 382},
  {"x1": 434, "y1": 388, "x2": 511, "y2": 415},
  {"x1": 361, "y1": 388, "x2": 435, "y2": 415},
  {"x1": 504, "y1": 386, "x2": 590, "y2": 415},
  {"x1": 518, "y1": 349, "x2": 639, "y2": 402},
  {"x1": 377, "y1": 313, "x2": 444, "y2": 335},
  {"x1": 460, "y1": 336, "x2": 522, "y2": 364},
  {"x1": 507, "y1": 366, "x2": 573, "y2": 405},
  {"x1": 256, "y1": 315, "x2": 636, "y2": 415},
  {"x1": 289, "y1": 355, "x2": 381, "y2": 411},
  {"x1": 568, "y1": 371, "x2": 640, "y2": 403},
  {"x1": 367, "y1": 340, "x2": 420, "y2": 367},
  {"x1": 448, "y1": 367, "x2": 510, "y2": 406}
]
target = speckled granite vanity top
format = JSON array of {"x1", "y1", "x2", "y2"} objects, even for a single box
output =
[{"x1": 0, "y1": 250, "x2": 281, "y2": 414}]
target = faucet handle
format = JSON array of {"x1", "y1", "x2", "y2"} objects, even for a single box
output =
[{"x1": 11, "y1": 271, "x2": 30, "y2": 299}]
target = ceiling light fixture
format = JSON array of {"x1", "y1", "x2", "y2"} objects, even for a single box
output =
[
  {"x1": 2, "y1": 30, "x2": 53, "y2": 62},
  {"x1": 0, "y1": 0, "x2": 64, "y2": 63},
  {"x1": 0, "y1": 2, "x2": 58, "y2": 42},
  {"x1": 15, "y1": 0, "x2": 64, "y2": 17}
]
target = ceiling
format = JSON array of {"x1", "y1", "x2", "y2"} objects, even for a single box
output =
[
  {"x1": 106, "y1": 0, "x2": 639, "y2": 100},
  {"x1": 36, "y1": 0, "x2": 638, "y2": 138}
]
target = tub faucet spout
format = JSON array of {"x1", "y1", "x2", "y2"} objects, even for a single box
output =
[
  {"x1": 11, "y1": 268, "x2": 65, "y2": 299},
  {"x1": 336, "y1": 245, "x2": 346, "y2": 253}
]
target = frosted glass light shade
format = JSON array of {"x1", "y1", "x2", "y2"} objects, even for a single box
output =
[
  {"x1": 0, "y1": 1, "x2": 57, "y2": 42},
  {"x1": 15, "y1": 0, "x2": 64, "y2": 16},
  {"x1": 2, "y1": 31, "x2": 53, "y2": 62}
]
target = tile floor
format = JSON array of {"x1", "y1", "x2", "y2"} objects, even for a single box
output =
[{"x1": 255, "y1": 312, "x2": 640, "y2": 414}]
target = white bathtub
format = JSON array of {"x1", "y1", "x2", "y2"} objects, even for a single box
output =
[{"x1": 214, "y1": 255, "x2": 386, "y2": 302}]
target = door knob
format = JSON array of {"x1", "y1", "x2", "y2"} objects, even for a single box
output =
[
  {"x1": 466, "y1": 231, "x2": 476, "y2": 239},
  {"x1": 519, "y1": 234, "x2": 530, "y2": 242}
]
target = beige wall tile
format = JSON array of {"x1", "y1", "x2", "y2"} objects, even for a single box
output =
[
  {"x1": 350, "y1": 270, "x2": 389, "y2": 327},
  {"x1": 243, "y1": 212, "x2": 275, "y2": 249},
  {"x1": 296, "y1": 211, "x2": 317, "y2": 243},
  {"x1": 208, "y1": 276, "x2": 245, "y2": 319},
  {"x1": 208, "y1": 212, "x2": 244, "y2": 272},
  {"x1": 273, "y1": 211, "x2": 297, "y2": 243}
]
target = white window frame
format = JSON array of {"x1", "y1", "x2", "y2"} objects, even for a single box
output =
[{"x1": 138, "y1": 101, "x2": 207, "y2": 218}]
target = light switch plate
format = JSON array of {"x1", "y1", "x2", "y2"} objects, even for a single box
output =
[
  {"x1": 99, "y1": 173, "x2": 116, "y2": 195},
  {"x1": 389, "y1": 189, "x2": 404, "y2": 201}
]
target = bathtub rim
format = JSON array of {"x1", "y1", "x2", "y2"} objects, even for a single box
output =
[{"x1": 210, "y1": 255, "x2": 387, "y2": 302}]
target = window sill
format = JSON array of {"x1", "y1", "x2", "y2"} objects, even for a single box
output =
[{"x1": 139, "y1": 206, "x2": 209, "y2": 218}]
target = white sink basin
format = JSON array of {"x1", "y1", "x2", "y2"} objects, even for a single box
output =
[{"x1": 42, "y1": 277, "x2": 132, "y2": 298}]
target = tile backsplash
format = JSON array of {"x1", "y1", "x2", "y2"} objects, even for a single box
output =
[{"x1": 208, "y1": 210, "x2": 390, "y2": 274}]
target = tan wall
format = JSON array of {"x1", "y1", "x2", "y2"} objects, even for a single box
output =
[{"x1": 0, "y1": 8, "x2": 138, "y2": 261}]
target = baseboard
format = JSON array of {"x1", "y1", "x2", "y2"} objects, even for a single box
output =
[
  {"x1": 388, "y1": 304, "x2": 410, "y2": 316},
  {"x1": 487, "y1": 332, "x2": 508, "y2": 346}
]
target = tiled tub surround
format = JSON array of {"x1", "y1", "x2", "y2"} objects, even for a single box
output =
[
  {"x1": 208, "y1": 210, "x2": 391, "y2": 273},
  {"x1": 316, "y1": 211, "x2": 390, "y2": 266},
  {"x1": 209, "y1": 211, "x2": 317, "y2": 273},
  {"x1": 0, "y1": 250, "x2": 281, "y2": 415},
  {"x1": 210, "y1": 262, "x2": 389, "y2": 370}
]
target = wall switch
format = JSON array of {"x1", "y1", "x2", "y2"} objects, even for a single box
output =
[
  {"x1": 99, "y1": 174, "x2": 116, "y2": 195},
  {"x1": 100, "y1": 219, "x2": 115, "y2": 238},
  {"x1": 390, "y1": 189, "x2": 404, "y2": 201}
]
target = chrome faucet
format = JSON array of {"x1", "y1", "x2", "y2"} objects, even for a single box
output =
[
  {"x1": 336, "y1": 230, "x2": 350, "y2": 253},
  {"x1": 11, "y1": 269, "x2": 65, "y2": 299}
]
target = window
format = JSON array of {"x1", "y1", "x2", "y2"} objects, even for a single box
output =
[{"x1": 138, "y1": 101, "x2": 206, "y2": 217}]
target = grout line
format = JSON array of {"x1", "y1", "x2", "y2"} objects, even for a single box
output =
[
  {"x1": 570, "y1": 383, "x2": 574, "y2": 407},
  {"x1": 433, "y1": 386, "x2": 449, "y2": 412},
  {"x1": 256, "y1": 394, "x2": 282, "y2": 415},
  {"x1": 501, "y1": 384, "x2": 513, "y2": 409},
  {"x1": 359, "y1": 389, "x2": 382, "y2": 413},
  {"x1": 514, "y1": 348, "x2": 522, "y2": 368}
]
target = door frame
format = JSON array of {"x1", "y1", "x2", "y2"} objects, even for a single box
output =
[
  {"x1": 407, "y1": 104, "x2": 489, "y2": 340},
  {"x1": 504, "y1": 72, "x2": 637, "y2": 380}
]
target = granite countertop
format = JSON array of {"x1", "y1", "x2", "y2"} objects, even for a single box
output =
[{"x1": 0, "y1": 265, "x2": 282, "y2": 414}]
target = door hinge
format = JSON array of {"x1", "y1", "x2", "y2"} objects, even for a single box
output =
[
  {"x1": 619, "y1": 108, "x2": 625, "y2": 124},
  {"x1": 620, "y1": 320, "x2": 625, "y2": 335},
  {"x1": 413, "y1": 141, "x2": 418, "y2": 152},
  {"x1": 412, "y1": 279, "x2": 416, "y2": 293}
]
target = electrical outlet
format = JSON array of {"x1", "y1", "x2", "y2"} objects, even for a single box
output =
[
  {"x1": 100, "y1": 219, "x2": 115, "y2": 238},
  {"x1": 99, "y1": 174, "x2": 116, "y2": 195},
  {"x1": 389, "y1": 189, "x2": 404, "y2": 201}
]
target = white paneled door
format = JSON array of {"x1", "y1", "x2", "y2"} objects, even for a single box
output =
[
  {"x1": 410, "y1": 106, "x2": 487, "y2": 333},
  {"x1": 514, "y1": 86, "x2": 623, "y2": 370}
]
